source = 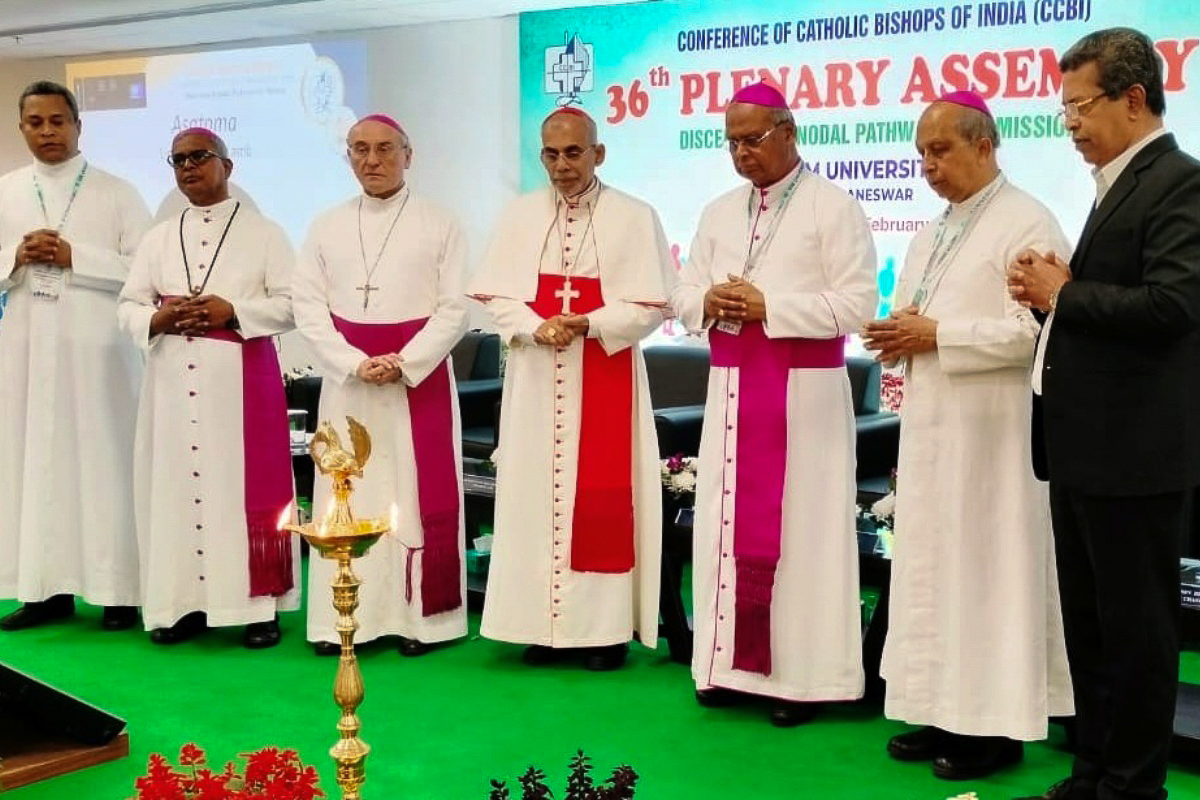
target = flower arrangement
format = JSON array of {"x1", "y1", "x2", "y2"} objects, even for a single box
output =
[
  {"x1": 131, "y1": 743, "x2": 324, "y2": 800},
  {"x1": 881, "y1": 368, "x2": 904, "y2": 413},
  {"x1": 488, "y1": 751, "x2": 638, "y2": 800},
  {"x1": 660, "y1": 453, "x2": 697, "y2": 498}
]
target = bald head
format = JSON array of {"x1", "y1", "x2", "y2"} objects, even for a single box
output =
[
  {"x1": 173, "y1": 127, "x2": 228, "y2": 158},
  {"x1": 915, "y1": 101, "x2": 1000, "y2": 203},
  {"x1": 542, "y1": 109, "x2": 597, "y2": 147}
]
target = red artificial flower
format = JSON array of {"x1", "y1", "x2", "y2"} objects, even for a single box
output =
[{"x1": 179, "y1": 743, "x2": 207, "y2": 767}]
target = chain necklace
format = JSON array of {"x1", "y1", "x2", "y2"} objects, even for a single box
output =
[
  {"x1": 179, "y1": 201, "x2": 241, "y2": 296},
  {"x1": 356, "y1": 186, "x2": 410, "y2": 311}
]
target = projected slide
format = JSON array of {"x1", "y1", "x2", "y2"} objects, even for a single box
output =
[
  {"x1": 519, "y1": 0, "x2": 1200, "y2": 322},
  {"x1": 66, "y1": 42, "x2": 368, "y2": 245}
]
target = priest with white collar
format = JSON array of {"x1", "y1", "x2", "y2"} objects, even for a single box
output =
[
  {"x1": 118, "y1": 128, "x2": 298, "y2": 648},
  {"x1": 469, "y1": 107, "x2": 677, "y2": 671},
  {"x1": 0, "y1": 81, "x2": 151, "y2": 633},
  {"x1": 863, "y1": 91, "x2": 1073, "y2": 781},
  {"x1": 294, "y1": 114, "x2": 469, "y2": 657},
  {"x1": 672, "y1": 82, "x2": 877, "y2": 726}
]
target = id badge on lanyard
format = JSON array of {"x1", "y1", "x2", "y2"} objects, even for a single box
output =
[{"x1": 29, "y1": 265, "x2": 65, "y2": 301}]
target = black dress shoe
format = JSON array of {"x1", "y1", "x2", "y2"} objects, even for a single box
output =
[
  {"x1": 887, "y1": 726, "x2": 948, "y2": 761},
  {"x1": 769, "y1": 701, "x2": 818, "y2": 728},
  {"x1": 933, "y1": 736, "x2": 1023, "y2": 780},
  {"x1": 522, "y1": 644, "x2": 569, "y2": 666},
  {"x1": 398, "y1": 637, "x2": 433, "y2": 657},
  {"x1": 313, "y1": 641, "x2": 340, "y2": 656},
  {"x1": 150, "y1": 611, "x2": 207, "y2": 645},
  {"x1": 101, "y1": 606, "x2": 139, "y2": 631},
  {"x1": 584, "y1": 643, "x2": 628, "y2": 671},
  {"x1": 0, "y1": 595, "x2": 75, "y2": 631},
  {"x1": 695, "y1": 687, "x2": 742, "y2": 708},
  {"x1": 244, "y1": 618, "x2": 282, "y2": 649},
  {"x1": 1013, "y1": 777, "x2": 1098, "y2": 800}
]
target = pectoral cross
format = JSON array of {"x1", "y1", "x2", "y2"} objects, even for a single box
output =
[
  {"x1": 555, "y1": 278, "x2": 581, "y2": 314},
  {"x1": 357, "y1": 281, "x2": 379, "y2": 310}
]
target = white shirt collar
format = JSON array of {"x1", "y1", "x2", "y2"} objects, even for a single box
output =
[
  {"x1": 187, "y1": 196, "x2": 239, "y2": 220},
  {"x1": 756, "y1": 159, "x2": 804, "y2": 205},
  {"x1": 559, "y1": 177, "x2": 601, "y2": 209},
  {"x1": 361, "y1": 183, "x2": 409, "y2": 210},
  {"x1": 33, "y1": 151, "x2": 85, "y2": 179},
  {"x1": 1093, "y1": 127, "x2": 1168, "y2": 205}
]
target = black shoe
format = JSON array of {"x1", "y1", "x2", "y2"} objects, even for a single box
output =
[
  {"x1": 398, "y1": 637, "x2": 433, "y2": 657},
  {"x1": 887, "y1": 726, "x2": 948, "y2": 762},
  {"x1": 522, "y1": 644, "x2": 569, "y2": 666},
  {"x1": 101, "y1": 606, "x2": 139, "y2": 631},
  {"x1": 313, "y1": 641, "x2": 340, "y2": 656},
  {"x1": 0, "y1": 595, "x2": 75, "y2": 630},
  {"x1": 150, "y1": 611, "x2": 207, "y2": 645},
  {"x1": 584, "y1": 643, "x2": 628, "y2": 671},
  {"x1": 1013, "y1": 777, "x2": 1098, "y2": 800},
  {"x1": 243, "y1": 618, "x2": 281, "y2": 649},
  {"x1": 769, "y1": 701, "x2": 819, "y2": 728},
  {"x1": 933, "y1": 736, "x2": 1023, "y2": 780},
  {"x1": 695, "y1": 687, "x2": 741, "y2": 708}
]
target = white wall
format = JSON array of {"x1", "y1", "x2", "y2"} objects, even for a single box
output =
[{"x1": 0, "y1": 17, "x2": 519, "y2": 366}]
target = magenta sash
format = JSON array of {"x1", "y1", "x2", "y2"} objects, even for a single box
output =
[
  {"x1": 709, "y1": 322, "x2": 845, "y2": 675},
  {"x1": 332, "y1": 314, "x2": 462, "y2": 616},
  {"x1": 200, "y1": 328, "x2": 295, "y2": 597}
]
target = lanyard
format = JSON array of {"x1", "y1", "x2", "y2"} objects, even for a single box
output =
[
  {"x1": 742, "y1": 164, "x2": 807, "y2": 278},
  {"x1": 32, "y1": 162, "x2": 89, "y2": 233},
  {"x1": 910, "y1": 174, "x2": 1006, "y2": 311}
]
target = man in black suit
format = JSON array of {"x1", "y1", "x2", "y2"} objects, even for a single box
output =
[{"x1": 1008, "y1": 27, "x2": 1200, "y2": 800}]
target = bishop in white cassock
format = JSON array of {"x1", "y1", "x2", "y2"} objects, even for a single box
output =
[
  {"x1": 863, "y1": 93, "x2": 1072, "y2": 780},
  {"x1": 294, "y1": 114, "x2": 469, "y2": 657},
  {"x1": 469, "y1": 108, "x2": 676, "y2": 671},
  {"x1": 118, "y1": 129, "x2": 298, "y2": 648},
  {"x1": 0, "y1": 82, "x2": 151, "y2": 632},
  {"x1": 671, "y1": 82, "x2": 876, "y2": 726}
]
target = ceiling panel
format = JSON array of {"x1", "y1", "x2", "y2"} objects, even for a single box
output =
[{"x1": 0, "y1": 0, "x2": 643, "y2": 59}]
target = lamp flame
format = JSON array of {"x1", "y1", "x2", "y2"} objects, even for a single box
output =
[{"x1": 277, "y1": 502, "x2": 294, "y2": 531}]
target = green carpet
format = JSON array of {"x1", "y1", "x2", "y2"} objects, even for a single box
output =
[{"x1": 2, "y1": 596, "x2": 1200, "y2": 800}]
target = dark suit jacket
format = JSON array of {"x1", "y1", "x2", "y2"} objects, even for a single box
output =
[{"x1": 1036, "y1": 133, "x2": 1200, "y2": 495}]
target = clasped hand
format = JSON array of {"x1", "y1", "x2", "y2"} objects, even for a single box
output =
[
  {"x1": 1006, "y1": 249, "x2": 1070, "y2": 312},
  {"x1": 356, "y1": 354, "x2": 403, "y2": 385},
  {"x1": 151, "y1": 294, "x2": 236, "y2": 337},
  {"x1": 861, "y1": 306, "x2": 938, "y2": 367},
  {"x1": 534, "y1": 314, "x2": 589, "y2": 347},
  {"x1": 15, "y1": 229, "x2": 71, "y2": 268},
  {"x1": 704, "y1": 275, "x2": 766, "y2": 323}
]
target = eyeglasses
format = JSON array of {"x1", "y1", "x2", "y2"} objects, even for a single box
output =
[
  {"x1": 348, "y1": 141, "x2": 407, "y2": 160},
  {"x1": 167, "y1": 149, "x2": 222, "y2": 169},
  {"x1": 1057, "y1": 93, "x2": 1109, "y2": 122},
  {"x1": 726, "y1": 122, "x2": 786, "y2": 152},
  {"x1": 540, "y1": 145, "x2": 594, "y2": 164}
]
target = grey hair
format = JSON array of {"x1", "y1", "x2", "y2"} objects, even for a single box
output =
[
  {"x1": 956, "y1": 108, "x2": 1001, "y2": 149},
  {"x1": 1059, "y1": 27, "x2": 1165, "y2": 116}
]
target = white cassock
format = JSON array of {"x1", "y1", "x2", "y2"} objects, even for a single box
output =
[
  {"x1": 673, "y1": 162, "x2": 876, "y2": 701},
  {"x1": 294, "y1": 187, "x2": 469, "y2": 645},
  {"x1": 881, "y1": 176, "x2": 1074, "y2": 739},
  {"x1": 118, "y1": 198, "x2": 300, "y2": 629},
  {"x1": 469, "y1": 181, "x2": 677, "y2": 649},
  {"x1": 0, "y1": 153, "x2": 150, "y2": 606}
]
